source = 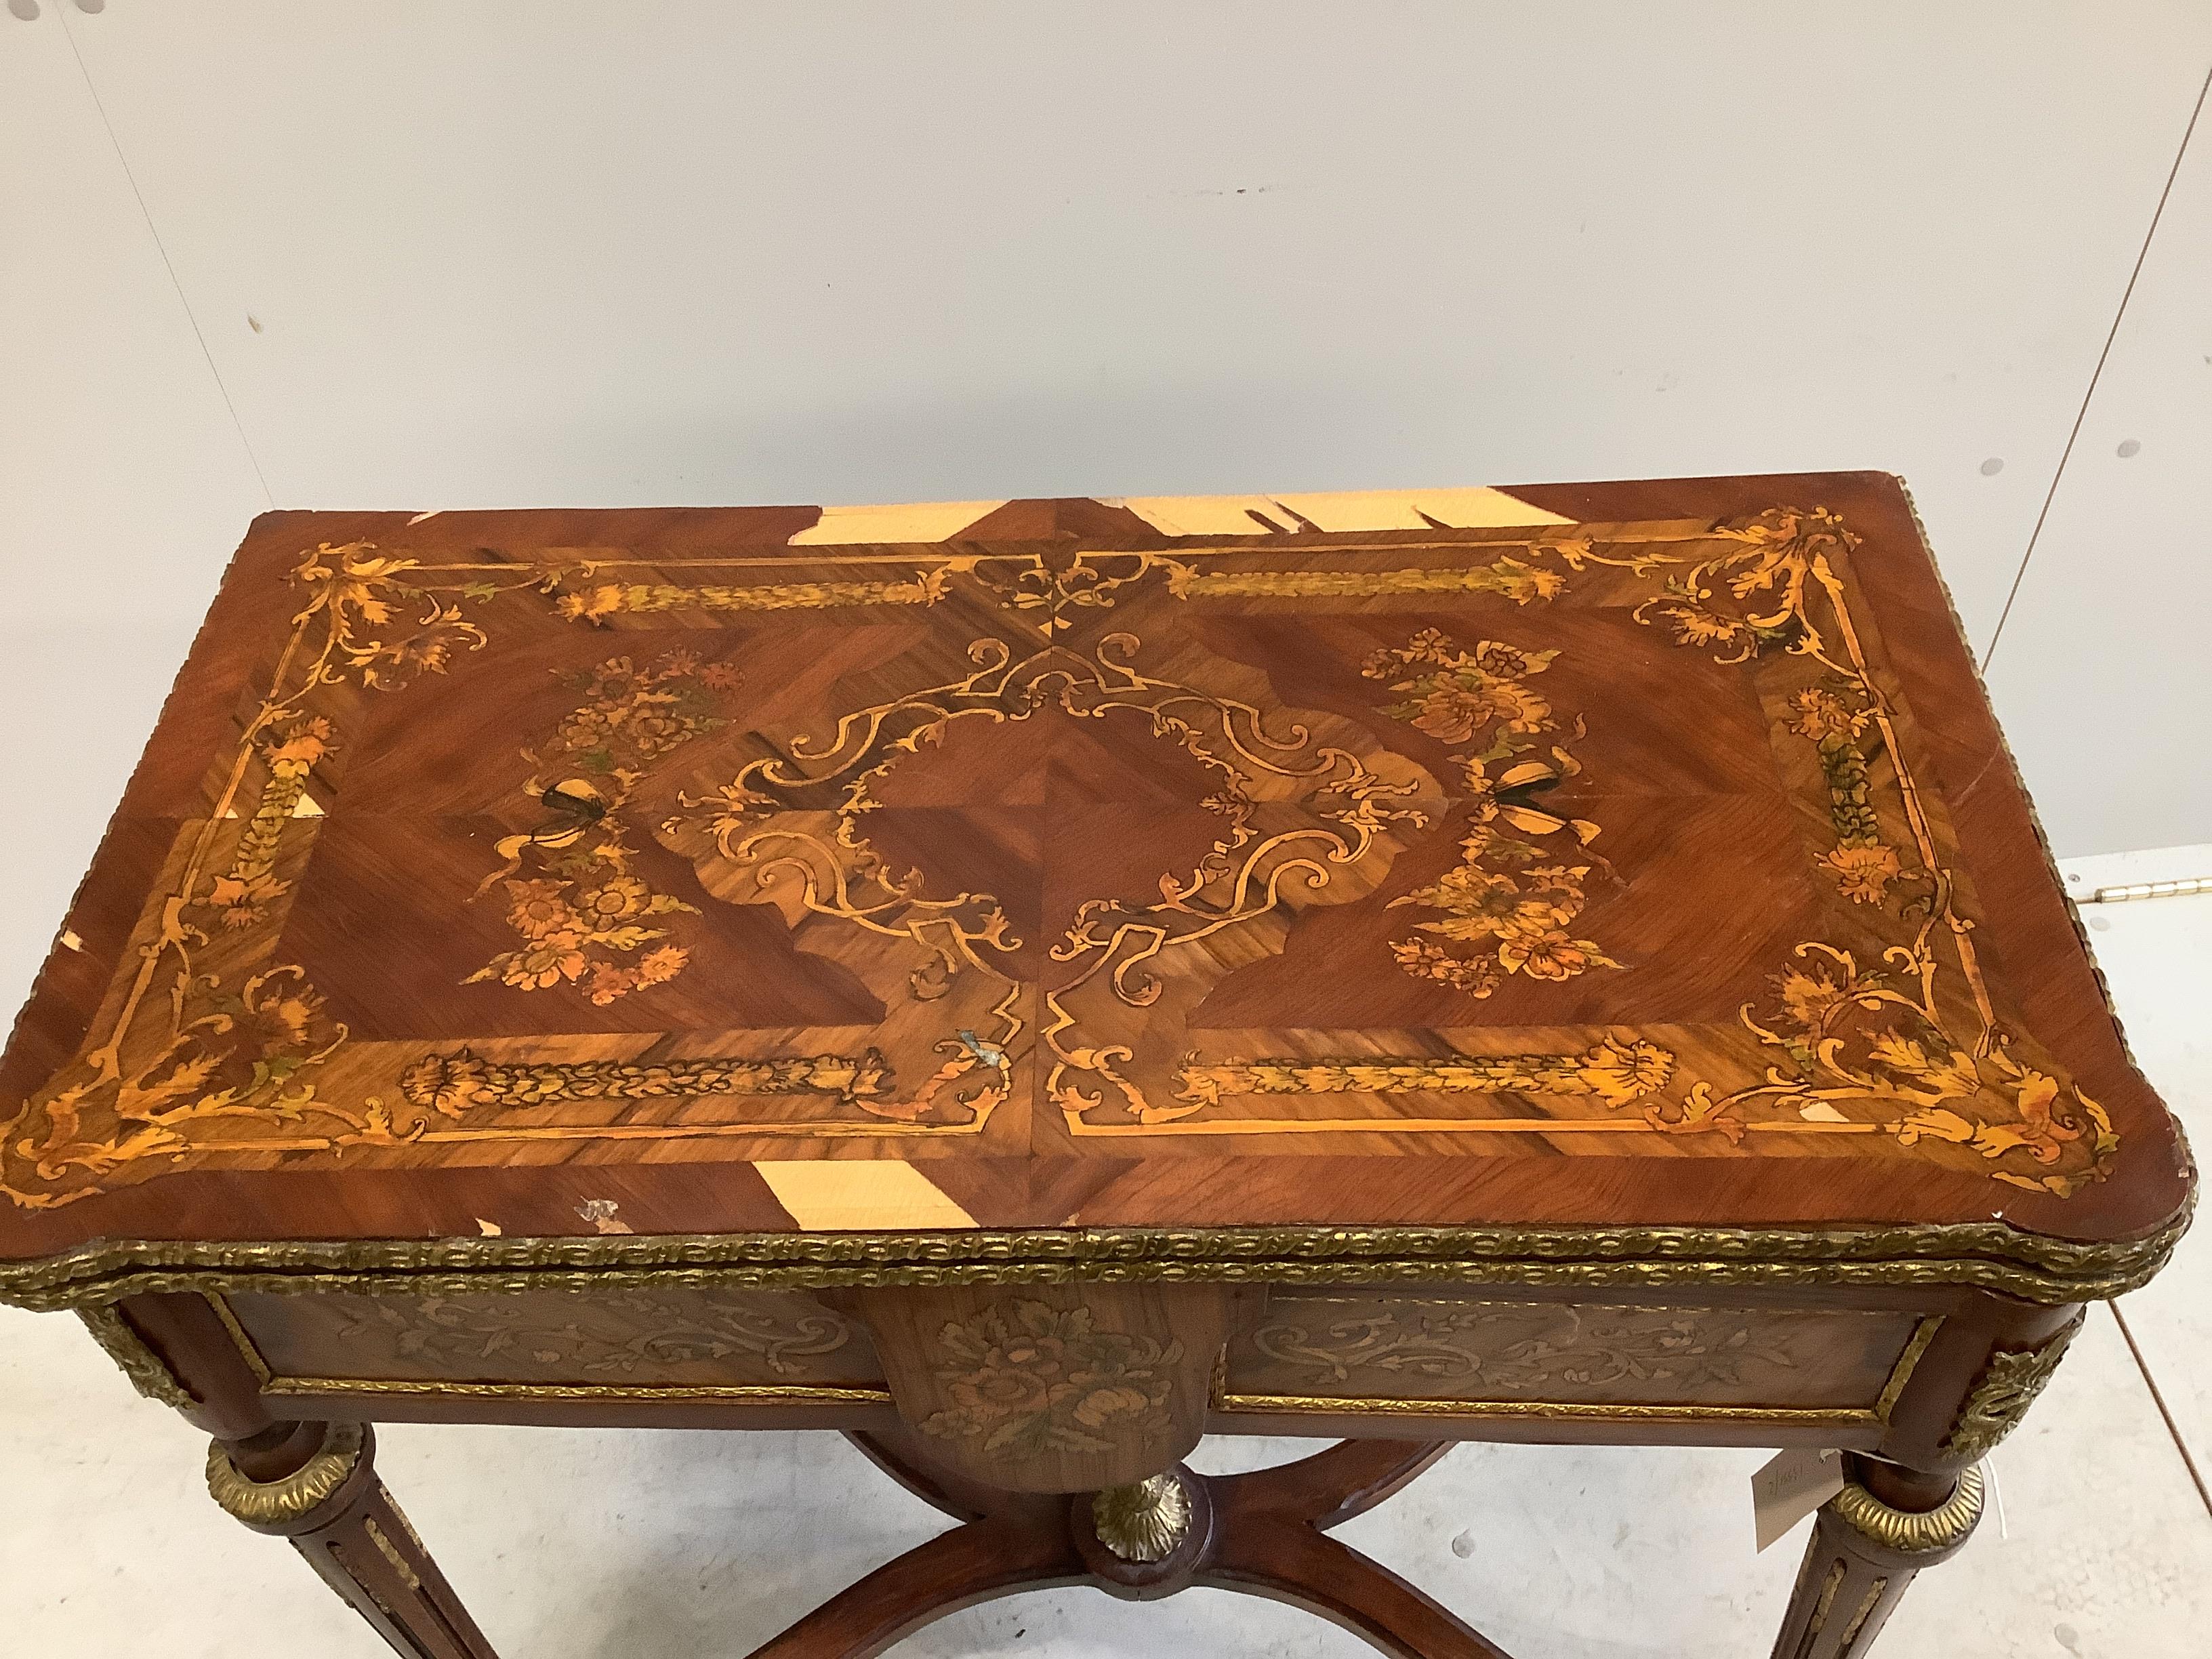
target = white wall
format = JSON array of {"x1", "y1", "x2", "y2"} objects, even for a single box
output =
[
  {"x1": 1983, "y1": 108, "x2": 2212, "y2": 859},
  {"x1": 0, "y1": 4, "x2": 270, "y2": 1010},
  {"x1": 3, "y1": 3, "x2": 2208, "y2": 1017}
]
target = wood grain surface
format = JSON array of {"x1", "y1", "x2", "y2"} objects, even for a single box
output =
[{"x1": 0, "y1": 477, "x2": 2188, "y2": 1263}]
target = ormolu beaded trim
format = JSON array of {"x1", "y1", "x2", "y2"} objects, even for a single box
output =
[
  {"x1": 1830, "y1": 1463, "x2": 1985, "y2": 1554},
  {"x1": 205, "y1": 1422, "x2": 366, "y2": 1528},
  {"x1": 1209, "y1": 1393, "x2": 1881, "y2": 1429},
  {"x1": 0, "y1": 1210, "x2": 2188, "y2": 1313}
]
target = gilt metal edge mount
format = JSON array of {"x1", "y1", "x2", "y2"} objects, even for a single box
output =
[
  {"x1": 0, "y1": 1208, "x2": 2189, "y2": 1311},
  {"x1": 206, "y1": 1420, "x2": 367, "y2": 1528},
  {"x1": 1830, "y1": 1463, "x2": 1986, "y2": 1555}
]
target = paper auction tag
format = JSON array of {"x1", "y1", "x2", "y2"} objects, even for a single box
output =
[{"x1": 1751, "y1": 1447, "x2": 1843, "y2": 1551}]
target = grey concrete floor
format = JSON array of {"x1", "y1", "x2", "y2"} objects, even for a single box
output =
[{"x1": 2, "y1": 848, "x2": 2206, "y2": 1658}]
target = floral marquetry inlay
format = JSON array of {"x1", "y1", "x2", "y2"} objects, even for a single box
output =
[
  {"x1": 1364, "y1": 627, "x2": 1615, "y2": 997},
  {"x1": 223, "y1": 1287, "x2": 882, "y2": 1389},
  {"x1": 331, "y1": 1290, "x2": 851, "y2": 1378},
  {"x1": 1232, "y1": 1297, "x2": 1927, "y2": 1410},
  {"x1": 917, "y1": 1300, "x2": 1183, "y2": 1460},
  {"x1": 466, "y1": 650, "x2": 731, "y2": 1004},
  {"x1": 0, "y1": 490, "x2": 2150, "y2": 1222}
]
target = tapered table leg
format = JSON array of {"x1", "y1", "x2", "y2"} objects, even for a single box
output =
[
  {"x1": 1769, "y1": 1458, "x2": 1985, "y2": 1659},
  {"x1": 207, "y1": 1420, "x2": 500, "y2": 1659}
]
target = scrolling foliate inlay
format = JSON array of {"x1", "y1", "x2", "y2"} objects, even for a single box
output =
[
  {"x1": 619, "y1": 541, "x2": 1571, "y2": 640},
  {"x1": 554, "y1": 571, "x2": 953, "y2": 621},
  {"x1": 1175, "y1": 1039, "x2": 1673, "y2": 1113},
  {"x1": 2, "y1": 508, "x2": 2120, "y2": 1207},
  {"x1": 552, "y1": 548, "x2": 1141, "y2": 636},
  {"x1": 0, "y1": 546, "x2": 543, "y2": 1210},
  {"x1": 661, "y1": 636, "x2": 1046, "y2": 1031},
  {"x1": 1364, "y1": 626, "x2": 1618, "y2": 997},
  {"x1": 398, "y1": 1050, "x2": 891, "y2": 1115},
  {"x1": 1243, "y1": 1298, "x2": 1809, "y2": 1395},
  {"x1": 1062, "y1": 509, "x2": 2114, "y2": 1195},
  {"x1": 465, "y1": 649, "x2": 731, "y2": 1004},
  {"x1": 917, "y1": 1298, "x2": 1182, "y2": 1460},
  {"x1": 1543, "y1": 508, "x2": 2114, "y2": 1194},
  {"x1": 0, "y1": 542, "x2": 1017, "y2": 1212},
  {"x1": 1033, "y1": 639, "x2": 1444, "y2": 1126},
  {"x1": 326, "y1": 1289, "x2": 861, "y2": 1381},
  {"x1": 1030, "y1": 546, "x2": 1569, "y2": 624},
  {"x1": 653, "y1": 626, "x2": 1443, "y2": 1132}
]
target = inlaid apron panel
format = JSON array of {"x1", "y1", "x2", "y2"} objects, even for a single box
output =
[
  {"x1": 1221, "y1": 1295, "x2": 1935, "y2": 1423},
  {"x1": 215, "y1": 1287, "x2": 886, "y2": 1398}
]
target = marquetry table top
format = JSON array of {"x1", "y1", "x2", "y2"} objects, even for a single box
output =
[{"x1": 0, "y1": 474, "x2": 2190, "y2": 1294}]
